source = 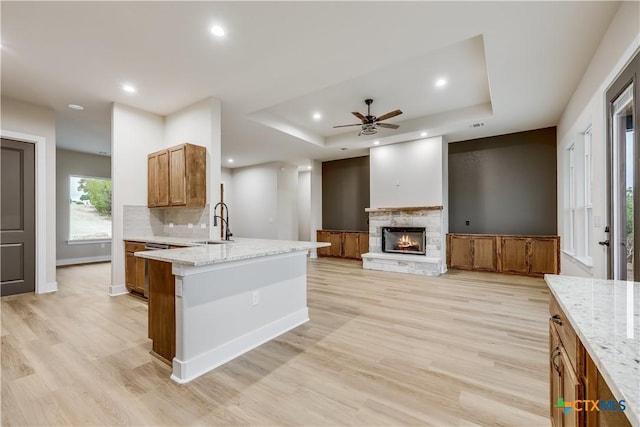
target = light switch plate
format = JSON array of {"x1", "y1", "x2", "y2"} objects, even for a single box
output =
[
  {"x1": 169, "y1": 223, "x2": 174, "y2": 228},
  {"x1": 188, "y1": 223, "x2": 193, "y2": 229},
  {"x1": 175, "y1": 278, "x2": 183, "y2": 297},
  {"x1": 200, "y1": 223, "x2": 206, "y2": 229},
  {"x1": 594, "y1": 215, "x2": 601, "y2": 228}
]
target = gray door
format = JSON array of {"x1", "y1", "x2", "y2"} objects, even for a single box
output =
[{"x1": 1, "y1": 138, "x2": 35, "y2": 295}]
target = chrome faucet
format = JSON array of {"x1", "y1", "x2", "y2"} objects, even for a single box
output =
[{"x1": 213, "y1": 202, "x2": 232, "y2": 241}]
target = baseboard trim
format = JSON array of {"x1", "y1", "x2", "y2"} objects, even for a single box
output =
[
  {"x1": 109, "y1": 284, "x2": 128, "y2": 296},
  {"x1": 37, "y1": 281, "x2": 58, "y2": 294},
  {"x1": 171, "y1": 308, "x2": 309, "y2": 384},
  {"x1": 56, "y1": 255, "x2": 111, "y2": 266}
]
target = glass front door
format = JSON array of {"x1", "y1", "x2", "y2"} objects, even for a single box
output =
[{"x1": 607, "y1": 52, "x2": 639, "y2": 281}]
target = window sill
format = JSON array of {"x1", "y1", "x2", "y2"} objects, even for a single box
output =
[
  {"x1": 562, "y1": 250, "x2": 593, "y2": 270},
  {"x1": 67, "y1": 239, "x2": 112, "y2": 245}
]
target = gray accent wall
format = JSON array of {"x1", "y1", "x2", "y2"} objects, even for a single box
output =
[
  {"x1": 448, "y1": 127, "x2": 557, "y2": 235},
  {"x1": 56, "y1": 148, "x2": 111, "y2": 264},
  {"x1": 322, "y1": 156, "x2": 369, "y2": 231}
]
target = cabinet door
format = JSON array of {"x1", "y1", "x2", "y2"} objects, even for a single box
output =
[
  {"x1": 147, "y1": 155, "x2": 157, "y2": 207},
  {"x1": 329, "y1": 232, "x2": 342, "y2": 257},
  {"x1": 501, "y1": 237, "x2": 528, "y2": 274},
  {"x1": 529, "y1": 237, "x2": 559, "y2": 275},
  {"x1": 359, "y1": 232, "x2": 369, "y2": 258},
  {"x1": 125, "y1": 251, "x2": 137, "y2": 291},
  {"x1": 169, "y1": 146, "x2": 186, "y2": 206},
  {"x1": 342, "y1": 233, "x2": 360, "y2": 259},
  {"x1": 560, "y1": 346, "x2": 581, "y2": 427},
  {"x1": 316, "y1": 231, "x2": 331, "y2": 256},
  {"x1": 449, "y1": 235, "x2": 473, "y2": 269},
  {"x1": 472, "y1": 236, "x2": 497, "y2": 271},
  {"x1": 156, "y1": 150, "x2": 170, "y2": 207},
  {"x1": 550, "y1": 326, "x2": 564, "y2": 427}
]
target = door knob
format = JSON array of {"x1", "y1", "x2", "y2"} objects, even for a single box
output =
[{"x1": 598, "y1": 240, "x2": 610, "y2": 247}]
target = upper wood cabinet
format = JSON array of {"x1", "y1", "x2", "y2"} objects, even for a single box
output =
[{"x1": 148, "y1": 143, "x2": 206, "y2": 208}]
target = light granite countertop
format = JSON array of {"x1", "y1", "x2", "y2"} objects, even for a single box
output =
[
  {"x1": 128, "y1": 236, "x2": 329, "y2": 267},
  {"x1": 545, "y1": 275, "x2": 640, "y2": 427}
]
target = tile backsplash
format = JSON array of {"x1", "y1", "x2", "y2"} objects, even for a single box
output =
[{"x1": 123, "y1": 205, "x2": 210, "y2": 239}]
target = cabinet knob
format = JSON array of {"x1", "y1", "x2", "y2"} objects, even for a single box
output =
[{"x1": 550, "y1": 314, "x2": 562, "y2": 325}]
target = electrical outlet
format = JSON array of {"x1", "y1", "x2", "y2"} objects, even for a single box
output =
[
  {"x1": 169, "y1": 223, "x2": 174, "y2": 228},
  {"x1": 252, "y1": 290, "x2": 259, "y2": 306},
  {"x1": 200, "y1": 223, "x2": 207, "y2": 229},
  {"x1": 465, "y1": 220, "x2": 470, "y2": 226},
  {"x1": 100, "y1": 243, "x2": 105, "y2": 248},
  {"x1": 268, "y1": 218, "x2": 274, "y2": 223},
  {"x1": 188, "y1": 223, "x2": 193, "y2": 229}
]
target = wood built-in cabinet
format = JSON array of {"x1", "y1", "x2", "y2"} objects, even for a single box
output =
[
  {"x1": 148, "y1": 143, "x2": 206, "y2": 208},
  {"x1": 549, "y1": 295, "x2": 631, "y2": 427},
  {"x1": 124, "y1": 241, "x2": 146, "y2": 295},
  {"x1": 447, "y1": 234, "x2": 560, "y2": 276},
  {"x1": 317, "y1": 230, "x2": 369, "y2": 259}
]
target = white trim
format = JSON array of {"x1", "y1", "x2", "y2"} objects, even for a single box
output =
[
  {"x1": 67, "y1": 239, "x2": 112, "y2": 245},
  {"x1": 56, "y1": 255, "x2": 111, "y2": 266},
  {"x1": 170, "y1": 308, "x2": 308, "y2": 384},
  {"x1": 108, "y1": 283, "x2": 128, "y2": 296},
  {"x1": 38, "y1": 281, "x2": 58, "y2": 294},
  {"x1": 0, "y1": 129, "x2": 52, "y2": 294}
]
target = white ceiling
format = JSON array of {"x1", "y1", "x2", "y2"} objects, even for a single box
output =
[{"x1": 1, "y1": 1, "x2": 620, "y2": 168}]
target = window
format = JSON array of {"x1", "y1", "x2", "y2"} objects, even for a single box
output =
[
  {"x1": 69, "y1": 176, "x2": 112, "y2": 241},
  {"x1": 583, "y1": 127, "x2": 593, "y2": 261},
  {"x1": 563, "y1": 125, "x2": 593, "y2": 266}
]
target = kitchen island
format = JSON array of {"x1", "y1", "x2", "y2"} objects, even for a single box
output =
[
  {"x1": 545, "y1": 275, "x2": 639, "y2": 427},
  {"x1": 134, "y1": 237, "x2": 329, "y2": 383}
]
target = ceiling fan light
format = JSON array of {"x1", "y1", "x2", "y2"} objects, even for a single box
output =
[{"x1": 361, "y1": 124, "x2": 377, "y2": 136}]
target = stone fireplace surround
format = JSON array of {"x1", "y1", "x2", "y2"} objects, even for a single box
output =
[{"x1": 362, "y1": 206, "x2": 446, "y2": 276}]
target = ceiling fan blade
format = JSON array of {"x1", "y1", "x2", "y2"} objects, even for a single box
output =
[
  {"x1": 351, "y1": 112, "x2": 366, "y2": 121},
  {"x1": 377, "y1": 122, "x2": 400, "y2": 129},
  {"x1": 375, "y1": 109, "x2": 403, "y2": 122},
  {"x1": 333, "y1": 124, "x2": 364, "y2": 128}
]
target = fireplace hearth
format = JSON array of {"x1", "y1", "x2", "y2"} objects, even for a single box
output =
[{"x1": 382, "y1": 227, "x2": 426, "y2": 255}]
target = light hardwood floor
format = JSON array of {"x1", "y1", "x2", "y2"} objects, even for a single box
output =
[{"x1": 2, "y1": 259, "x2": 551, "y2": 426}]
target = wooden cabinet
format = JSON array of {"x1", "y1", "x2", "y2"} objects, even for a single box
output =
[
  {"x1": 447, "y1": 234, "x2": 497, "y2": 271},
  {"x1": 124, "y1": 241, "x2": 146, "y2": 295},
  {"x1": 148, "y1": 150, "x2": 169, "y2": 207},
  {"x1": 500, "y1": 236, "x2": 529, "y2": 274},
  {"x1": 548, "y1": 295, "x2": 631, "y2": 427},
  {"x1": 147, "y1": 143, "x2": 206, "y2": 208},
  {"x1": 316, "y1": 230, "x2": 369, "y2": 259},
  {"x1": 147, "y1": 259, "x2": 176, "y2": 363},
  {"x1": 447, "y1": 234, "x2": 560, "y2": 276}
]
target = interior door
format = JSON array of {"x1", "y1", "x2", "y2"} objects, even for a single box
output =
[
  {"x1": 607, "y1": 52, "x2": 639, "y2": 281},
  {"x1": 1, "y1": 138, "x2": 36, "y2": 295}
]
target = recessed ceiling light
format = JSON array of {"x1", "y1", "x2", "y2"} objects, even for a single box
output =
[
  {"x1": 68, "y1": 104, "x2": 84, "y2": 110},
  {"x1": 227, "y1": 158, "x2": 234, "y2": 163},
  {"x1": 435, "y1": 78, "x2": 447, "y2": 88},
  {"x1": 122, "y1": 84, "x2": 137, "y2": 93},
  {"x1": 210, "y1": 25, "x2": 225, "y2": 37},
  {"x1": 470, "y1": 122, "x2": 485, "y2": 128},
  {"x1": 420, "y1": 132, "x2": 427, "y2": 137},
  {"x1": 373, "y1": 140, "x2": 380, "y2": 145},
  {"x1": 312, "y1": 112, "x2": 322, "y2": 120}
]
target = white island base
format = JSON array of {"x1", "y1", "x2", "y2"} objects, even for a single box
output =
[{"x1": 170, "y1": 251, "x2": 309, "y2": 383}]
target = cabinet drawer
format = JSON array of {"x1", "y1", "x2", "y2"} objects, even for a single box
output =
[
  {"x1": 549, "y1": 295, "x2": 578, "y2": 372},
  {"x1": 125, "y1": 241, "x2": 146, "y2": 253}
]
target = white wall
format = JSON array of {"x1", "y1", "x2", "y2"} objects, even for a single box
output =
[
  {"x1": 232, "y1": 163, "x2": 279, "y2": 239},
  {"x1": 1, "y1": 97, "x2": 57, "y2": 292},
  {"x1": 56, "y1": 148, "x2": 111, "y2": 264},
  {"x1": 297, "y1": 171, "x2": 311, "y2": 241},
  {"x1": 231, "y1": 161, "x2": 299, "y2": 240},
  {"x1": 370, "y1": 136, "x2": 446, "y2": 208},
  {"x1": 556, "y1": 1, "x2": 639, "y2": 278},
  {"x1": 277, "y1": 164, "x2": 299, "y2": 240},
  {"x1": 111, "y1": 103, "x2": 165, "y2": 295}
]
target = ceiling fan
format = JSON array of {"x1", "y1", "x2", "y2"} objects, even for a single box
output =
[{"x1": 333, "y1": 99, "x2": 403, "y2": 136}]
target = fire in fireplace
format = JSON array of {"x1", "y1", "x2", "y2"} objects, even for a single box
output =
[{"x1": 382, "y1": 227, "x2": 426, "y2": 255}]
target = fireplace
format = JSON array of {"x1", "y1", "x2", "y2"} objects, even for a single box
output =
[{"x1": 382, "y1": 227, "x2": 426, "y2": 255}]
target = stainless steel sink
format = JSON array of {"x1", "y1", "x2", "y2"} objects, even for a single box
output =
[{"x1": 195, "y1": 240, "x2": 234, "y2": 245}]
